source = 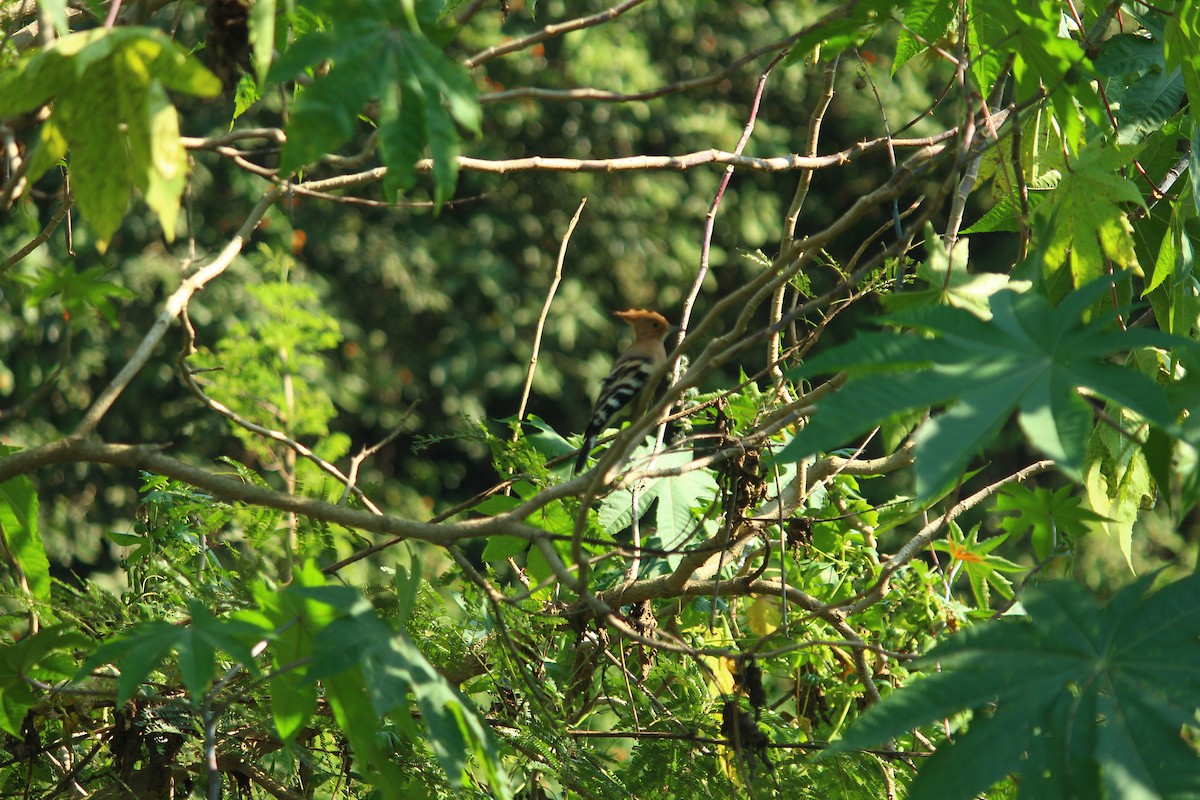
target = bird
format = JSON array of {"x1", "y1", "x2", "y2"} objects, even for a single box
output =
[{"x1": 574, "y1": 309, "x2": 672, "y2": 474}]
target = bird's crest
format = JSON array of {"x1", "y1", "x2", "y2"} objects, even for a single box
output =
[{"x1": 613, "y1": 309, "x2": 669, "y2": 337}]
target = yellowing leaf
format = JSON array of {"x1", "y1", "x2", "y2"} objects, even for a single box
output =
[
  {"x1": 746, "y1": 596, "x2": 781, "y2": 636},
  {"x1": 705, "y1": 655, "x2": 737, "y2": 697}
]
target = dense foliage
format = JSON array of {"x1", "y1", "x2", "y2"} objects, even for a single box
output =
[{"x1": 1, "y1": 0, "x2": 1199, "y2": 798}]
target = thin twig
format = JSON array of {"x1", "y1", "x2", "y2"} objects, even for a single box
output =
[
  {"x1": 513, "y1": 197, "x2": 585, "y2": 432},
  {"x1": 772, "y1": 55, "x2": 840, "y2": 399},
  {"x1": 481, "y1": 31, "x2": 808, "y2": 105},
  {"x1": 782, "y1": 56, "x2": 840, "y2": 244},
  {"x1": 464, "y1": 0, "x2": 651, "y2": 69},
  {"x1": 73, "y1": 187, "x2": 282, "y2": 437},
  {"x1": 279, "y1": 133, "x2": 957, "y2": 197},
  {"x1": 338, "y1": 402, "x2": 420, "y2": 507}
]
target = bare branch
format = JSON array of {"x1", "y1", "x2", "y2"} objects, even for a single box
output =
[
  {"x1": 480, "y1": 32, "x2": 806, "y2": 105},
  {"x1": 464, "y1": 0, "x2": 651, "y2": 69},
  {"x1": 176, "y1": 307, "x2": 386, "y2": 516},
  {"x1": 273, "y1": 132, "x2": 957, "y2": 200},
  {"x1": 0, "y1": 438, "x2": 543, "y2": 547}
]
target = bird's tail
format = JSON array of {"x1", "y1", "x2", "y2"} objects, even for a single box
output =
[{"x1": 573, "y1": 435, "x2": 596, "y2": 475}]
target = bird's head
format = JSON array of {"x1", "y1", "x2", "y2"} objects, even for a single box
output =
[{"x1": 614, "y1": 308, "x2": 671, "y2": 341}]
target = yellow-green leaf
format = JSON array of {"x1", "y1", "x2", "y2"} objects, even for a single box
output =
[
  {"x1": 746, "y1": 596, "x2": 781, "y2": 636},
  {"x1": 1038, "y1": 144, "x2": 1146, "y2": 286},
  {"x1": 0, "y1": 28, "x2": 219, "y2": 250}
]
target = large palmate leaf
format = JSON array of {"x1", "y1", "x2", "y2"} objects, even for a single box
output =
[
  {"x1": 822, "y1": 573, "x2": 1200, "y2": 800},
  {"x1": 268, "y1": 2, "x2": 480, "y2": 202},
  {"x1": 1037, "y1": 143, "x2": 1146, "y2": 286},
  {"x1": 76, "y1": 600, "x2": 263, "y2": 705},
  {"x1": 883, "y1": 225, "x2": 1031, "y2": 319},
  {"x1": 295, "y1": 582, "x2": 512, "y2": 799},
  {"x1": 598, "y1": 450, "x2": 718, "y2": 542},
  {"x1": 235, "y1": 561, "x2": 335, "y2": 744},
  {"x1": 0, "y1": 28, "x2": 221, "y2": 250},
  {"x1": 994, "y1": 483, "x2": 1106, "y2": 561},
  {"x1": 779, "y1": 276, "x2": 1185, "y2": 497},
  {"x1": 930, "y1": 522, "x2": 1023, "y2": 611}
]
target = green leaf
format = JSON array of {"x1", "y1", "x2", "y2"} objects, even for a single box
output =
[
  {"x1": 0, "y1": 626, "x2": 85, "y2": 735},
  {"x1": 931, "y1": 523, "x2": 1022, "y2": 610},
  {"x1": 519, "y1": 415, "x2": 576, "y2": 461},
  {"x1": 783, "y1": 0, "x2": 898, "y2": 64},
  {"x1": 275, "y1": 25, "x2": 383, "y2": 169},
  {"x1": 394, "y1": 560, "x2": 422, "y2": 625},
  {"x1": 597, "y1": 450, "x2": 717, "y2": 541},
  {"x1": 778, "y1": 369, "x2": 964, "y2": 470},
  {"x1": 970, "y1": 0, "x2": 1094, "y2": 145},
  {"x1": 231, "y1": 73, "x2": 263, "y2": 123},
  {"x1": 78, "y1": 621, "x2": 183, "y2": 706},
  {"x1": 1094, "y1": 29, "x2": 1186, "y2": 145},
  {"x1": 1114, "y1": 66, "x2": 1185, "y2": 146},
  {"x1": 1146, "y1": 192, "x2": 1196, "y2": 299},
  {"x1": 324, "y1": 670, "x2": 412, "y2": 797},
  {"x1": 380, "y1": 81, "x2": 423, "y2": 195},
  {"x1": 270, "y1": 9, "x2": 479, "y2": 203},
  {"x1": 0, "y1": 462, "x2": 51, "y2": 602},
  {"x1": 1192, "y1": 125, "x2": 1200, "y2": 220},
  {"x1": 249, "y1": 0, "x2": 277, "y2": 83},
  {"x1": 1037, "y1": 143, "x2": 1146, "y2": 286},
  {"x1": 893, "y1": 0, "x2": 956, "y2": 74},
  {"x1": 26, "y1": 264, "x2": 135, "y2": 327},
  {"x1": 995, "y1": 484, "x2": 1106, "y2": 561},
  {"x1": 105, "y1": 531, "x2": 144, "y2": 547},
  {"x1": 481, "y1": 535, "x2": 526, "y2": 562},
  {"x1": 186, "y1": 599, "x2": 264, "y2": 672},
  {"x1": 303, "y1": 586, "x2": 512, "y2": 798},
  {"x1": 1083, "y1": 415, "x2": 1155, "y2": 570},
  {"x1": 243, "y1": 561, "x2": 333, "y2": 743},
  {"x1": 824, "y1": 575, "x2": 1200, "y2": 800},
  {"x1": 175, "y1": 607, "x2": 218, "y2": 705},
  {"x1": 1165, "y1": 2, "x2": 1200, "y2": 191},
  {"x1": 780, "y1": 276, "x2": 1191, "y2": 498},
  {"x1": 474, "y1": 495, "x2": 521, "y2": 516},
  {"x1": 269, "y1": 671, "x2": 316, "y2": 743},
  {"x1": 914, "y1": 369, "x2": 1035, "y2": 493},
  {"x1": 77, "y1": 602, "x2": 266, "y2": 707},
  {"x1": 883, "y1": 225, "x2": 1032, "y2": 319},
  {"x1": 1095, "y1": 32, "x2": 1167, "y2": 78},
  {"x1": 963, "y1": 189, "x2": 1049, "y2": 234}
]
